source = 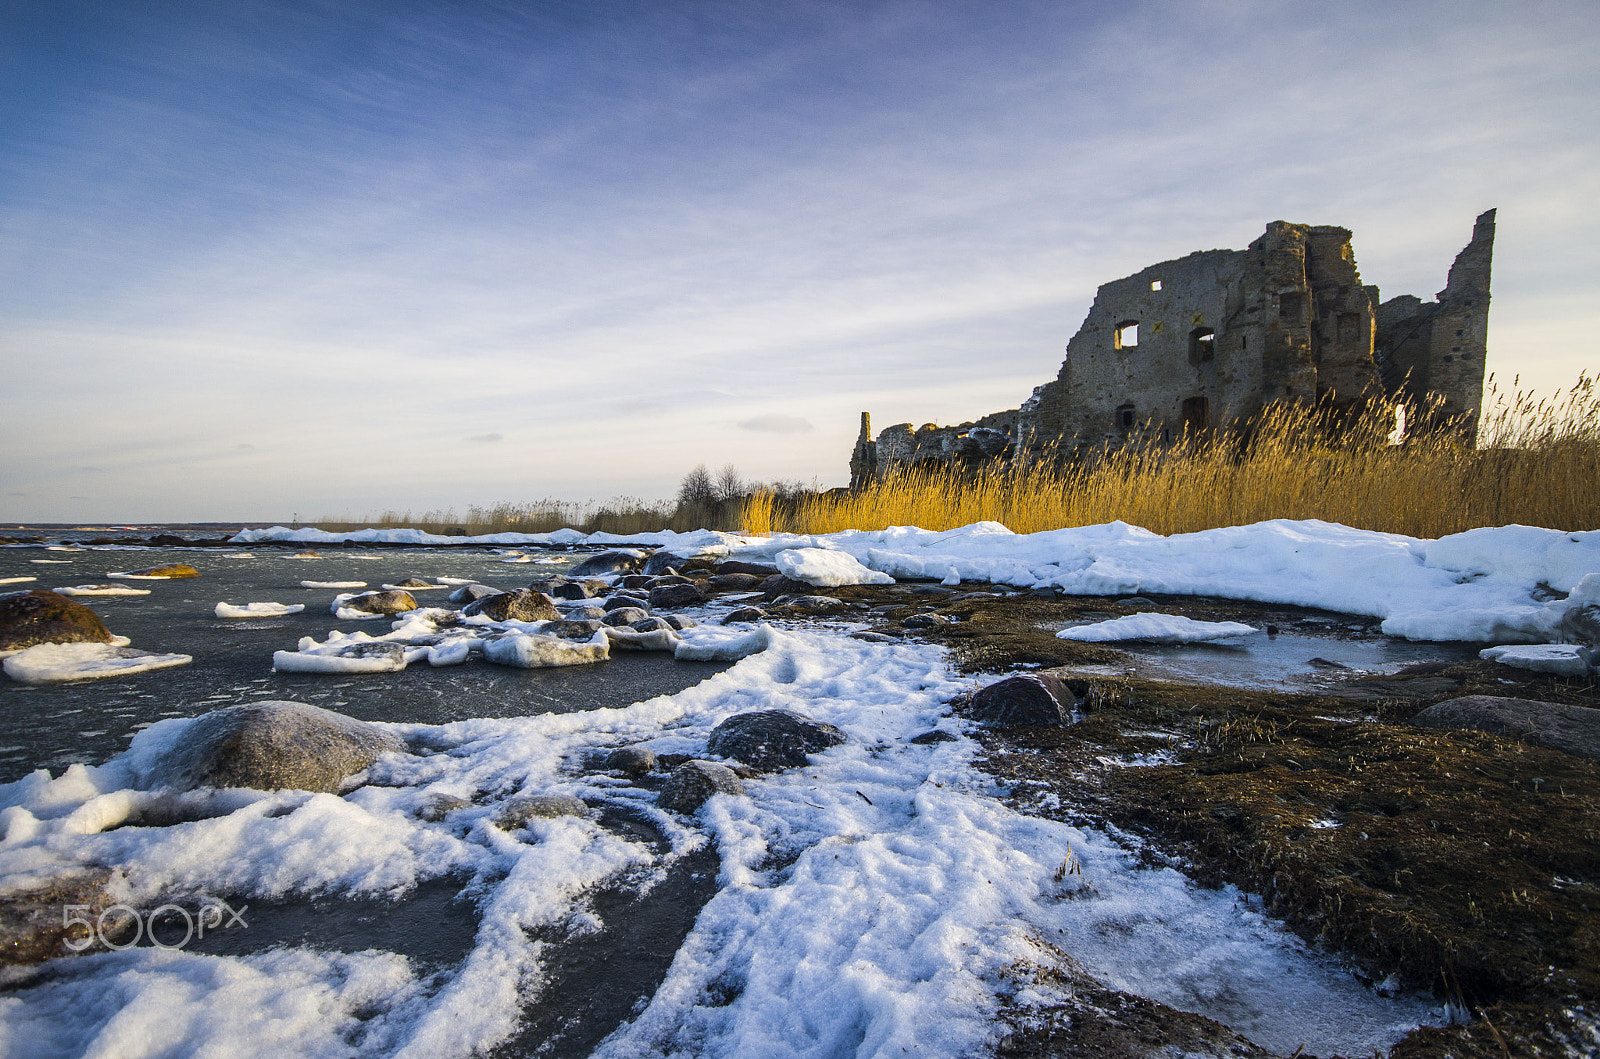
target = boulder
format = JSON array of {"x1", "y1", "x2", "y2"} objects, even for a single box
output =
[
  {"x1": 722, "y1": 606, "x2": 768, "y2": 625},
  {"x1": 601, "y1": 607, "x2": 650, "y2": 627},
  {"x1": 657, "y1": 760, "x2": 745, "y2": 813},
  {"x1": 760, "y1": 574, "x2": 814, "y2": 596},
  {"x1": 630, "y1": 616, "x2": 674, "y2": 633},
  {"x1": 966, "y1": 674, "x2": 1078, "y2": 726},
  {"x1": 902, "y1": 612, "x2": 951, "y2": 629},
  {"x1": 124, "y1": 564, "x2": 200, "y2": 578},
  {"x1": 340, "y1": 590, "x2": 418, "y2": 615},
  {"x1": 462, "y1": 589, "x2": 561, "y2": 623},
  {"x1": 602, "y1": 595, "x2": 650, "y2": 612},
  {"x1": 135, "y1": 701, "x2": 404, "y2": 794},
  {"x1": 552, "y1": 580, "x2": 609, "y2": 600},
  {"x1": 706, "y1": 709, "x2": 847, "y2": 772},
  {"x1": 605, "y1": 746, "x2": 656, "y2": 776},
  {"x1": 642, "y1": 552, "x2": 690, "y2": 576},
  {"x1": 716, "y1": 560, "x2": 780, "y2": 578},
  {"x1": 0, "y1": 590, "x2": 114, "y2": 653},
  {"x1": 649, "y1": 583, "x2": 706, "y2": 609},
  {"x1": 448, "y1": 584, "x2": 499, "y2": 604},
  {"x1": 495, "y1": 793, "x2": 591, "y2": 828},
  {"x1": 646, "y1": 574, "x2": 695, "y2": 588},
  {"x1": 773, "y1": 594, "x2": 844, "y2": 613},
  {"x1": 544, "y1": 618, "x2": 604, "y2": 640},
  {"x1": 618, "y1": 574, "x2": 652, "y2": 591},
  {"x1": 663, "y1": 615, "x2": 697, "y2": 631},
  {"x1": 569, "y1": 550, "x2": 647, "y2": 577},
  {"x1": 1410, "y1": 695, "x2": 1600, "y2": 763}
]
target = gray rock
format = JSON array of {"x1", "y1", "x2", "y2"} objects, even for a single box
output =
[
  {"x1": 1410, "y1": 695, "x2": 1600, "y2": 763},
  {"x1": 417, "y1": 793, "x2": 471, "y2": 822},
  {"x1": 604, "y1": 746, "x2": 657, "y2": 776},
  {"x1": 495, "y1": 793, "x2": 591, "y2": 828},
  {"x1": 603, "y1": 595, "x2": 650, "y2": 612},
  {"x1": 136, "y1": 701, "x2": 404, "y2": 793},
  {"x1": 722, "y1": 606, "x2": 768, "y2": 625},
  {"x1": 716, "y1": 560, "x2": 780, "y2": 577},
  {"x1": 642, "y1": 552, "x2": 690, "y2": 576},
  {"x1": 618, "y1": 574, "x2": 652, "y2": 591},
  {"x1": 563, "y1": 605, "x2": 606, "y2": 620},
  {"x1": 448, "y1": 584, "x2": 499, "y2": 604},
  {"x1": 909, "y1": 729, "x2": 959, "y2": 744},
  {"x1": 0, "y1": 590, "x2": 114, "y2": 652},
  {"x1": 967, "y1": 674, "x2": 1078, "y2": 726},
  {"x1": 551, "y1": 579, "x2": 610, "y2": 601},
  {"x1": 527, "y1": 578, "x2": 566, "y2": 596},
  {"x1": 708, "y1": 573, "x2": 763, "y2": 589},
  {"x1": 341, "y1": 590, "x2": 417, "y2": 615},
  {"x1": 461, "y1": 589, "x2": 561, "y2": 623},
  {"x1": 646, "y1": 574, "x2": 695, "y2": 588},
  {"x1": 760, "y1": 574, "x2": 814, "y2": 596},
  {"x1": 850, "y1": 631, "x2": 898, "y2": 643},
  {"x1": 902, "y1": 612, "x2": 950, "y2": 629},
  {"x1": 706, "y1": 709, "x2": 848, "y2": 772},
  {"x1": 1115, "y1": 596, "x2": 1159, "y2": 606},
  {"x1": 569, "y1": 550, "x2": 647, "y2": 577},
  {"x1": 329, "y1": 641, "x2": 407, "y2": 663},
  {"x1": 663, "y1": 615, "x2": 697, "y2": 631},
  {"x1": 773, "y1": 594, "x2": 843, "y2": 613},
  {"x1": 630, "y1": 616, "x2": 673, "y2": 633},
  {"x1": 601, "y1": 607, "x2": 650, "y2": 627},
  {"x1": 544, "y1": 618, "x2": 604, "y2": 640},
  {"x1": 657, "y1": 760, "x2": 745, "y2": 813},
  {"x1": 649, "y1": 583, "x2": 706, "y2": 609}
]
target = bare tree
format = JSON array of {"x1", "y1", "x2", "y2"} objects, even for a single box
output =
[
  {"x1": 714, "y1": 464, "x2": 744, "y2": 503},
  {"x1": 677, "y1": 464, "x2": 716, "y2": 508}
]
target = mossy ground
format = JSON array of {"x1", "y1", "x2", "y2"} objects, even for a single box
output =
[{"x1": 867, "y1": 587, "x2": 1600, "y2": 1057}]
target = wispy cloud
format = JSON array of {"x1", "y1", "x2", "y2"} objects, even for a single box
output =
[{"x1": 739, "y1": 414, "x2": 814, "y2": 434}]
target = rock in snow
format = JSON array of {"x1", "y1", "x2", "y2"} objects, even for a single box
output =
[
  {"x1": 1479, "y1": 643, "x2": 1597, "y2": 677},
  {"x1": 0, "y1": 590, "x2": 115, "y2": 653},
  {"x1": 706, "y1": 709, "x2": 848, "y2": 772},
  {"x1": 657, "y1": 759, "x2": 746, "y2": 813},
  {"x1": 460, "y1": 589, "x2": 561, "y2": 623},
  {"x1": 132, "y1": 700, "x2": 404, "y2": 794},
  {"x1": 966, "y1": 673, "x2": 1079, "y2": 726}
]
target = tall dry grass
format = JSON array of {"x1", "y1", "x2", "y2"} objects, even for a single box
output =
[{"x1": 749, "y1": 373, "x2": 1598, "y2": 539}]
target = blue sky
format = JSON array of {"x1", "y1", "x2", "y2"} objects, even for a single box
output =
[{"x1": 3, "y1": 0, "x2": 1596, "y2": 523}]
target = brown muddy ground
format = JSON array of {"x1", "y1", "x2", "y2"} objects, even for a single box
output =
[{"x1": 862, "y1": 588, "x2": 1600, "y2": 1059}]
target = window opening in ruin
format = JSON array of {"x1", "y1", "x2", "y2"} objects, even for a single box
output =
[
  {"x1": 1113, "y1": 321, "x2": 1139, "y2": 349},
  {"x1": 1116, "y1": 404, "x2": 1136, "y2": 430},
  {"x1": 1278, "y1": 292, "x2": 1304, "y2": 320},
  {"x1": 1241, "y1": 334, "x2": 1247, "y2": 350},
  {"x1": 1150, "y1": 280, "x2": 1162, "y2": 291},
  {"x1": 1181, "y1": 396, "x2": 1209, "y2": 434},
  {"x1": 1188, "y1": 326, "x2": 1215, "y2": 364}
]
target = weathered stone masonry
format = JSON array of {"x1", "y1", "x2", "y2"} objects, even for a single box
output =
[{"x1": 850, "y1": 211, "x2": 1494, "y2": 487}]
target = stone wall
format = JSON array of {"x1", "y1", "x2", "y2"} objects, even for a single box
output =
[{"x1": 852, "y1": 211, "x2": 1494, "y2": 479}]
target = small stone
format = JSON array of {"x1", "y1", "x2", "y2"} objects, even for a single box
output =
[
  {"x1": 708, "y1": 573, "x2": 763, "y2": 589},
  {"x1": 657, "y1": 760, "x2": 745, "y2": 813},
  {"x1": 601, "y1": 607, "x2": 650, "y2": 626},
  {"x1": 722, "y1": 606, "x2": 767, "y2": 625},
  {"x1": 630, "y1": 616, "x2": 673, "y2": 632},
  {"x1": 663, "y1": 615, "x2": 697, "y2": 630},
  {"x1": 552, "y1": 581, "x2": 599, "y2": 600},
  {"x1": 909, "y1": 729, "x2": 959, "y2": 745},
  {"x1": 716, "y1": 560, "x2": 780, "y2": 577},
  {"x1": 495, "y1": 793, "x2": 591, "y2": 828},
  {"x1": 618, "y1": 574, "x2": 652, "y2": 590},
  {"x1": 901, "y1": 612, "x2": 950, "y2": 629},
  {"x1": 1115, "y1": 596, "x2": 1158, "y2": 606},
  {"x1": 603, "y1": 595, "x2": 650, "y2": 612},
  {"x1": 417, "y1": 794, "x2": 471, "y2": 822},
  {"x1": 707, "y1": 709, "x2": 848, "y2": 772},
  {"x1": 604, "y1": 746, "x2": 657, "y2": 776},
  {"x1": 774, "y1": 595, "x2": 843, "y2": 613},
  {"x1": 569, "y1": 550, "x2": 647, "y2": 577},
  {"x1": 966, "y1": 674, "x2": 1078, "y2": 726},
  {"x1": 850, "y1": 631, "x2": 897, "y2": 643}
]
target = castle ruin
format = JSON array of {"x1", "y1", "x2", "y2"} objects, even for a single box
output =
[{"x1": 850, "y1": 210, "x2": 1495, "y2": 487}]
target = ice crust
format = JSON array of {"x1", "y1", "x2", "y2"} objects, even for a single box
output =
[
  {"x1": 214, "y1": 602, "x2": 305, "y2": 619},
  {"x1": 52, "y1": 585, "x2": 151, "y2": 597},
  {"x1": 0, "y1": 630, "x2": 1441, "y2": 1058},
  {"x1": 1479, "y1": 643, "x2": 1597, "y2": 677},
  {"x1": 231, "y1": 519, "x2": 1600, "y2": 642},
  {"x1": 2, "y1": 643, "x2": 193, "y2": 685},
  {"x1": 1058, "y1": 613, "x2": 1259, "y2": 643}
]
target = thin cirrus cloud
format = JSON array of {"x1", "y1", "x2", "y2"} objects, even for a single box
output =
[
  {"x1": 739, "y1": 414, "x2": 815, "y2": 435},
  {"x1": 0, "y1": 0, "x2": 1595, "y2": 522}
]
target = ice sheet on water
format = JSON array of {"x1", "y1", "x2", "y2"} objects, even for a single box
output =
[
  {"x1": 301, "y1": 580, "x2": 366, "y2": 589},
  {"x1": 214, "y1": 602, "x2": 305, "y2": 619},
  {"x1": 55, "y1": 585, "x2": 152, "y2": 597},
  {"x1": 2, "y1": 643, "x2": 192, "y2": 685},
  {"x1": 1058, "y1": 613, "x2": 1258, "y2": 643}
]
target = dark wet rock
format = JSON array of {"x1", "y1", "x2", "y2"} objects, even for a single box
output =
[
  {"x1": 723, "y1": 606, "x2": 767, "y2": 625},
  {"x1": 657, "y1": 760, "x2": 745, "y2": 813},
  {"x1": 649, "y1": 583, "x2": 706, "y2": 609},
  {"x1": 630, "y1": 616, "x2": 673, "y2": 633},
  {"x1": 527, "y1": 578, "x2": 566, "y2": 596},
  {"x1": 0, "y1": 590, "x2": 114, "y2": 652},
  {"x1": 136, "y1": 701, "x2": 404, "y2": 794},
  {"x1": 495, "y1": 793, "x2": 591, "y2": 828},
  {"x1": 605, "y1": 746, "x2": 657, "y2": 776},
  {"x1": 603, "y1": 595, "x2": 650, "y2": 612},
  {"x1": 618, "y1": 574, "x2": 652, "y2": 591},
  {"x1": 657, "y1": 753, "x2": 694, "y2": 769},
  {"x1": 341, "y1": 590, "x2": 418, "y2": 615},
  {"x1": 149, "y1": 533, "x2": 189, "y2": 547},
  {"x1": 1324, "y1": 675, "x2": 1460, "y2": 701},
  {"x1": 544, "y1": 619, "x2": 604, "y2": 640},
  {"x1": 716, "y1": 560, "x2": 780, "y2": 577},
  {"x1": 1115, "y1": 596, "x2": 1158, "y2": 606},
  {"x1": 642, "y1": 552, "x2": 689, "y2": 576},
  {"x1": 125, "y1": 563, "x2": 201, "y2": 578},
  {"x1": 417, "y1": 793, "x2": 471, "y2": 822},
  {"x1": 461, "y1": 589, "x2": 561, "y2": 623},
  {"x1": 909, "y1": 729, "x2": 959, "y2": 745},
  {"x1": 646, "y1": 574, "x2": 695, "y2": 588},
  {"x1": 601, "y1": 607, "x2": 650, "y2": 627},
  {"x1": 707, "y1": 709, "x2": 848, "y2": 772},
  {"x1": 966, "y1": 674, "x2": 1079, "y2": 726},
  {"x1": 760, "y1": 574, "x2": 814, "y2": 596},
  {"x1": 708, "y1": 573, "x2": 763, "y2": 589},
  {"x1": 552, "y1": 580, "x2": 609, "y2": 601},
  {"x1": 448, "y1": 584, "x2": 500, "y2": 604},
  {"x1": 563, "y1": 604, "x2": 606, "y2": 621},
  {"x1": 0, "y1": 869, "x2": 122, "y2": 966},
  {"x1": 1411, "y1": 695, "x2": 1600, "y2": 763},
  {"x1": 850, "y1": 631, "x2": 898, "y2": 643},
  {"x1": 909, "y1": 585, "x2": 954, "y2": 596},
  {"x1": 663, "y1": 615, "x2": 696, "y2": 631},
  {"x1": 570, "y1": 550, "x2": 647, "y2": 577},
  {"x1": 772, "y1": 594, "x2": 844, "y2": 613},
  {"x1": 902, "y1": 612, "x2": 951, "y2": 629}
]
